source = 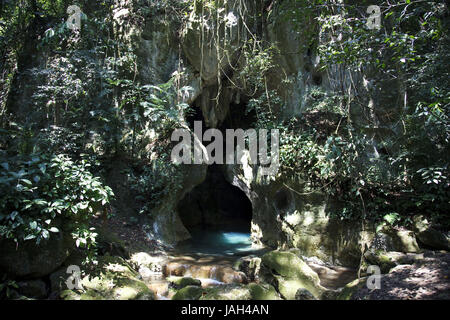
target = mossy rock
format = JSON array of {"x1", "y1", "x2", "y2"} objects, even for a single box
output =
[
  {"x1": 167, "y1": 276, "x2": 202, "y2": 289},
  {"x1": 60, "y1": 255, "x2": 155, "y2": 300},
  {"x1": 261, "y1": 251, "x2": 325, "y2": 299},
  {"x1": 60, "y1": 289, "x2": 83, "y2": 300},
  {"x1": 233, "y1": 256, "x2": 262, "y2": 282},
  {"x1": 295, "y1": 288, "x2": 316, "y2": 300},
  {"x1": 364, "y1": 250, "x2": 424, "y2": 274},
  {"x1": 371, "y1": 227, "x2": 420, "y2": 253},
  {"x1": 247, "y1": 283, "x2": 281, "y2": 300},
  {"x1": 172, "y1": 285, "x2": 204, "y2": 300},
  {"x1": 337, "y1": 278, "x2": 367, "y2": 300},
  {"x1": 200, "y1": 284, "x2": 252, "y2": 300},
  {"x1": 416, "y1": 228, "x2": 450, "y2": 251}
]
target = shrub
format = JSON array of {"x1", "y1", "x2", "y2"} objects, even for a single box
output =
[{"x1": 0, "y1": 153, "x2": 114, "y2": 252}]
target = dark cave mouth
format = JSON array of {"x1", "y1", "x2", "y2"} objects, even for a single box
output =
[
  {"x1": 178, "y1": 96, "x2": 257, "y2": 255},
  {"x1": 176, "y1": 164, "x2": 254, "y2": 255}
]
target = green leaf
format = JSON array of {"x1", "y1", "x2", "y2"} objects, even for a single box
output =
[
  {"x1": 24, "y1": 234, "x2": 36, "y2": 241},
  {"x1": 78, "y1": 202, "x2": 89, "y2": 210},
  {"x1": 42, "y1": 230, "x2": 50, "y2": 239},
  {"x1": 10, "y1": 211, "x2": 18, "y2": 221},
  {"x1": 20, "y1": 179, "x2": 32, "y2": 186}
]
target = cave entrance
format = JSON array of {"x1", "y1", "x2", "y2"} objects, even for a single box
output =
[{"x1": 176, "y1": 164, "x2": 253, "y2": 255}]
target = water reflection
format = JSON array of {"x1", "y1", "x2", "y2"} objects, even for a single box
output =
[{"x1": 175, "y1": 226, "x2": 255, "y2": 256}]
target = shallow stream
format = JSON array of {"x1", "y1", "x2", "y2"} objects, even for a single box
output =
[{"x1": 142, "y1": 226, "x2": 357, "y2": 300}]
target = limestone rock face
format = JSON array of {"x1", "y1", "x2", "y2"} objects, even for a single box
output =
[
  {"x1": 412, "y1": 216, "x2": 450, "y2": 251},
  {"x1": 2, "y1": 0, "x2": 424, "y2": 271},
  {"x1": 181, "y1": 1, "x2": 243, "y2": 85},
  {"x1": 150, "y1": 163, "x2": 208, "y2": 245},
  {"x1": 225, "y1": 164, "x2": 371, "y2": 267}
]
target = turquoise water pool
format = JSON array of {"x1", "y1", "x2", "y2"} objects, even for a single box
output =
[{"x1": 175, "y1": 225, "x2": 256, "y2": 256}]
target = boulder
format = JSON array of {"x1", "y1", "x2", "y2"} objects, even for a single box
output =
[
  {"x1": 295, "y1": 288, "x2": 316, "y2": 300},
  {"x1": 163, "y1": 262, "x2": 187, "y2": 277},
  {"x1": 172, "y1": 285, "x2": 203, "y2": 300},
  {"x1": 370, "y1": 228, "x2": 420, "y2": 253},
  {"x1": 412, "y1": 215, "x2": 450, "y2": 250},
  {"x1": 49, "y1": 267, "x2": 70, "y2": 293},
  {"x1": 212, "y1": 267, "x2": 248, "y2": 284},
  {"x1": 337, "y1": 278, "x2": 368, "y2": 300},
  {"x1": 167, "y1": 276, "x2": 202, "y2": 290},
  {"x1": 364, "y1": 250, "x2": 424, "y2": 273},
  {"x1": 138, "y1": 266, "x2": 154, "y2": 280},
  {"x1": 0, "y1": 231, "x2": 73, "y2": 278},
  {"x1": 233, "y1": 256, "x2": 262, "y2": 282},
  {"x1": 247, "y1": 283, "x2": 281, "y2": 300},
  {"x1": 260, "y1": 251, "x2": 326, "y2": 299},
  {"x1": 17, "y1": 279, "x2": 47, "y2": 299},
  {"x1": 416, "y1": 229, "x2": 450, "y2": 251}
]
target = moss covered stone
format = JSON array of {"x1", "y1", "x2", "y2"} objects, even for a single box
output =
[
  {"x1": 261, "y1": 251, "x2": 326, "y2": 299},
  {"x1": 337, "y1": 278, "x2": 367, "y2": 300},
  {"x1": 172, "y1": 285, "x2": 204, "y2": 300},
  {"x1": 60, "y1": 255, "x2": 155, "y2": 300},
  {"x1": 247, "y1": 283, "x2": 281, "y2": 300},
  {"x1": 364, "y1": 249, "x2": 424, "y2": 274},
  {"x1": 167, "y1": 276, "x2": 202, "y2": 289}
]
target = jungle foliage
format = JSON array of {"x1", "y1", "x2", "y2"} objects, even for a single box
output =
[
  {"x1": 0, "y1": 0, "x2": 448, "y2": 257},
  {"x1": 273, "y1": 0, "x2": 449, "y2": 226}
]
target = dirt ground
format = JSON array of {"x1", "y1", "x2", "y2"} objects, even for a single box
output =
[{"x1": 353, "y1": 251, "x2": 450, "y2": 300}]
